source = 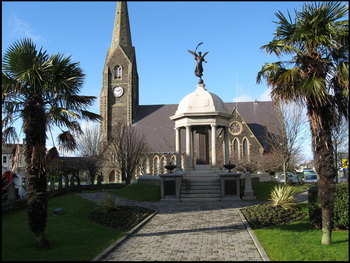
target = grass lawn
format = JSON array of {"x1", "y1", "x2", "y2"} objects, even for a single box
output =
[
  {"x1": 252, "y1": 204, "x2": 349, "y2": 261},
  {"x1": 2, "y1": 184, "x2": 160, "y2": 261},
  {"x1": 107, "y1": 183, "x2": 161, "y2": 201},
  {"x1": 2, "y1": 182, "x2": 348, "y2": 261},
  {"x1": 2, "y1": 192, "x2": 127, "y2": 261}
]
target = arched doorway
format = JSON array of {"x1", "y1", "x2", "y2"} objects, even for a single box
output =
[{"x1": 109, "y1": 170, "x2": 116, "y2": 182}]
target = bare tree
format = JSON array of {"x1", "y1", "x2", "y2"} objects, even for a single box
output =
[
  {"x1": 76, "y1": 123, "x2": 102, "y2": 186},
  {"x1": 258, "y1": 152, "x2": 283, "y2": 175},
  {"x1": 109, "y1": 125, "x2": 149, "y2": 185},
  {"x1": 265, "y1": 102, "x2": 308, "y2": 185},
  {"x1": 236, "y1": 154, "x2": 260, "y2": 173}
]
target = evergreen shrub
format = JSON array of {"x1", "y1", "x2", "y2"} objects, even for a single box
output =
[
  {"x1": 89, "y1": 206, "x2": 154, "y2": 231},
  {"x1": 308, "y1": 183, "x2": 349, "y2": 230},
  {"x1": 241, "y1": 204, "x2": 306, "y2": 229}
]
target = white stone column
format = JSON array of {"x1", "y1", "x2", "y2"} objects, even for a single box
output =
[
  {"x1": 186, "y1": 125, "x2": 192, "y2": 170},
  {"x1": 175, "y1": 127, "x2": 182, "y2": 170},
  {"x1": 211, "y1": 124, "x2": 217, "y2": 167},
  {"x1": 191, "y1": 129, "x2": 195, "y2": 167},
  {"x1": 223, "y1": 126, "x2": 229, "y2": 164}
]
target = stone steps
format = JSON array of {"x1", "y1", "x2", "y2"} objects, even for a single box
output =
[
  {"x1": 181, "y1": 189, "x2": 221, "y2": 194},
  {"x1": 180, "y1": 177, "x2": 222, "y2": 202}
]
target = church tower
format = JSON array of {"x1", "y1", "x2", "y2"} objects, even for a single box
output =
[{"x1": 100, "y1": 1, "x2": 139, "y2": 143}]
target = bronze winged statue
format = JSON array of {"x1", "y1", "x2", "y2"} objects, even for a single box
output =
[{"x1": 188, "y1": 42, "x2": 209, "y2": 78}]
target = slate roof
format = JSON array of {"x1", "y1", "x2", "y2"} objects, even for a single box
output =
[
  {"x1": 133, "y1": 101, "x2": 281, "y2": 153},
  {"x1": 59, "y1": 157, "x2": 89, "y2": 170},
  {"x1": 133, "y1": 104, "x2": 178, "y2": 153}
]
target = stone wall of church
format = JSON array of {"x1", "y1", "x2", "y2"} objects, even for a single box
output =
[
  {"x1": 217, "y1": 116, "x2": 264, "y2": 169},
  {"x1": 99, "y1": 151, "x2": 183, "y2": 183}
]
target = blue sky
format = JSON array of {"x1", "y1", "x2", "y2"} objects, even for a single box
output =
[{"x1": 2, "y1": 1, "x2": 319, "y2": 161}]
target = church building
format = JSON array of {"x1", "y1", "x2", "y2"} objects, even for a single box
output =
[{"x1": 99, "y1": 2, "x2": 282, "y2": 182}]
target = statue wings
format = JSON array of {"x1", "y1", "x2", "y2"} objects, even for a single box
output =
[
  {"x1": 202, "y1": 51, "x2": 209, "y2": 57},
  {"x1": 187, "y1": 49, "x2": 197, "y2": 57},
  {"x1": 187, "y1": 50, "x2": 209, "y2": 58}
]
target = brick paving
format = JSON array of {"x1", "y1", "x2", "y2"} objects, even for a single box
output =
[
  {"x1": 78, "y1": 192, "x2": 275, "y2": 261},
  {"x1": 104, "y1": 207, "x2": 262, "y2": 261},
  {"x1": 78, "y1": 190, "x2": 308, "y2": 261}
]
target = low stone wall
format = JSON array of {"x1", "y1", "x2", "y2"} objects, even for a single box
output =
[
  {"x1": 2, "y1": 199, "x2": 27, "y2": 213},
  {"x1": 251, "y1": 173, "x2": 273, "y2": 182},
  {"x1": 2, "y1": 183, "x2": 124, "y2": 214},
  {"x1": 137, "y1": 173, "x2": 271, "y2": 187}
]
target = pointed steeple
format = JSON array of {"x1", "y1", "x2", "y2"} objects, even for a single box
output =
[{"x1": 111, "y1": 1, "x2": 132, "y2": 50}]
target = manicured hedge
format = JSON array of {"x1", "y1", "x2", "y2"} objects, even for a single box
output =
[
  {"x1": 241, "y1": 204, "x2": 306, "y2": 229},
  {"x1": 308, "y1": 183, "x2": 349, "y2": 230}
]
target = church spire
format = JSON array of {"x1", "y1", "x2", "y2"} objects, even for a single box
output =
[{"x1": 111, "y1": 1, "x2": 132, "y2": 50}]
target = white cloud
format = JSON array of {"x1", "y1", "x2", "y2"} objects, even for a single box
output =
[
  {"x1": 258, "y1": 88, "x2": 272, "y2": 101},
  {"x1": 232, "y1": 95, "x2": 253, "y2": 102},
  {"x1": 232, "y1": 88, "x2": 272, "y2": 102},
  {"x1": 9, "y1": 14, "x2": 44, "y2": 42}
]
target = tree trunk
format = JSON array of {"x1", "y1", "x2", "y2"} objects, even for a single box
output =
[
  {"x1": 58, "y1": 174, "x2": 63, "y2": 190},
  {"x1": 35, "y1": 231, "x2": 50, "y2": 248},
  {"x1": 308, "y1": 105, "x2": 336, "y2": 245},
  {"x1": 23, "y1": 100, "x2": 50, "y2": 248},
  {"x1": 283, "y1": 161, "x2": 287, "y2": 186},
  {"x1": 74, "y1": 171, "x2": 81, "y2": 193}
]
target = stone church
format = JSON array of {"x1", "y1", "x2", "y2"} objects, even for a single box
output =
[{"x1": 99, "y1": 1, "x2": 282, "y2": 182}]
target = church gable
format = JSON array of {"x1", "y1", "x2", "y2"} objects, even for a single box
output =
[
  {"x1": 225, "y1": 101, "x2": 282, "y2": 151},
  {"x1": 227, "y1": 108, "x2": 264, "y2": 161}
]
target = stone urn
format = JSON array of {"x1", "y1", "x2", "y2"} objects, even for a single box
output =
[
  {"x1": 165, "y1": 162, "x2": 177, "y2": 173},
  {"x1": 223, "y1": 162, "x2": 236, "y2": 173}
]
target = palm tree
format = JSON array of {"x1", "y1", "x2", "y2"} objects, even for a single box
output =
[
  {"x1": 2, "y1": 38, "x2": 100, "y2": 248},
  {"x1": 256, "y1": 2, "x2": 348, "y2": 245}
]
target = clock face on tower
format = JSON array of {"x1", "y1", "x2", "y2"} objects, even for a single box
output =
[
  {"x1": 229, "y1": 121, "x2": 242, "y2": 135},
  {"x1": 113, "y1": 86, "x2": 124, "y2": 98}
]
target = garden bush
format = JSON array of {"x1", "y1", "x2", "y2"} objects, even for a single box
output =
[
  {"x1": 89, "y1": 206, "x2": 154, "y2": 231},
  {"x1": 269, "y1": 184, "x2": 298, "y2": 209},
  {"x1": 95, "y1": 193, "x2": 120, "y2": 212},
  {"x1": 308, "y1": 183, "x2": 349, "y2": 230},
  {"x1": 241, "y1": 204, "x2": 306, "y2": 229}
]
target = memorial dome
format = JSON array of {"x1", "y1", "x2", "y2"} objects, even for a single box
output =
[{"x1": 175, "y1": 84, "x2": 229, "y2": 115}]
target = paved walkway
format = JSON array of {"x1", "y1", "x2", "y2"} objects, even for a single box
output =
[{"x1": 78, "y1": 191, "x2": 308, "y2": 261}]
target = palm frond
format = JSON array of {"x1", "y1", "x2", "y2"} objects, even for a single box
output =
[
  {"x1": 46, "y1": 146, "x2": 59, "y2": 161},
  {"x1": 301, "y1": 77, "x2": 329, "y2": 106},
  {"x1": 57, "y1": 131, "x2": 77, "y2": 152},
  {"x1": 2, "y1": 127, "x2": 19, "y2": 145},
  {"x1": 11, "y1": 144, "x2": 22, "y2": 172},
  {"x1": 80, "y1": 110, "x2": 101, "y2": 122},
  {"x1": 261, "y1": 41, "x2": 298, "y2": 57}
]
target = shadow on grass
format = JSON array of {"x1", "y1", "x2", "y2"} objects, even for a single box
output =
[
  {"x1": 252, "y1": 220, "x2": 317, "y2": 233},
  {"x1": 332, "y1": 239, "x2": 349, "y2": 244},
  {"x1": 268, "y1": 222, "x2": 314, "y2": 232}
]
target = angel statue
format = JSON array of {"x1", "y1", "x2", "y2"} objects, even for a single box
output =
[{"x1": 188, "y1": 42, "x2": 209, "y2": 78}]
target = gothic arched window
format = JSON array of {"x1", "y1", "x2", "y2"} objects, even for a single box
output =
[
  {"x1": 153, "y1": 156, "x2": 160, "y2": 175},
  {"x1": 233, "y1": 138, "x2": 239, "y2": 162},
  {"x1": 114, "y1": 65, "x2": 122, "y2": 79},
  {"x1": 243, "y1": 138, "x2": 249, "y2": 160},
  {"x1": 160, "y1": 156, "x2": 167, "y2": 174}
]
